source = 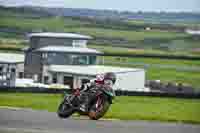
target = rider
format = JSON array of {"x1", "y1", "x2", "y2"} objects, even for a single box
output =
[{"x1": 79, "y1": 72, "x2": 116, "y2": 112}]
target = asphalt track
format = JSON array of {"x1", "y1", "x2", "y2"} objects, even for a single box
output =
[{"x1": 0, "y1": 108, "x2": 200, "y2": 133}]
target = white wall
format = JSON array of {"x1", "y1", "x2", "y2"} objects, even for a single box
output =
[
  {"x1": 72, "y1": 70, "x2": 146, "y2": 91},
  {"x1": 43, "y1": 64, "x2": 146, "y2": 91},
  {"x1": 16, "y1": 63, "x2": 24, "y2": 78},
  {"x1": 54, "y1": 71, "x2": 146, "y2": 91},
  {"x1": 114, "y1": 70, "x2": 146, "y2": 91}
]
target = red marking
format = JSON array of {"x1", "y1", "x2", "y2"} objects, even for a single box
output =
[{"x1": 74, "y1": 88, "x2": 80, "y2": 96}]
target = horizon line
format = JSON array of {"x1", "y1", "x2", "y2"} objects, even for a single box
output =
[{"x1": 1, "y1": 4, "x2": 200, "y2": 14}]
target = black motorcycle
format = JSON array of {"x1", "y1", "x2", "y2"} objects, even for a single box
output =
[{"x1": 57, "y1": 84, "x2": 115, "y2": 120}]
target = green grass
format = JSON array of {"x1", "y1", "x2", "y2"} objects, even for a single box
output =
[
  {"x1": 0, "y1": 10, "x2": 199, "y2": 51},
  {"x1": 0, "y1": 38, "x2": 27, "y2": 51},
  {"x1": 0, "y1": 17, "x2": 75, "y2": 31},
  {"x1": 0, "y1": 17, "x2": 188, "y2": 41},
  {"x1": 126, "y1": 19, "x2": 200, "y2": 28},
  {"x1": 0, "y1": 93, "x2": 200, "y2": 123},
  {"x1": 0, "y1": 93, "x2": 61, "y2": 112},
  {"x1": 89, "y1": 45, "x2": 200, "y2": 57},
  {"x1": 103, "y1": 56, "x2": 200, "y2": 68},
  {"x1": 105, "y1": 96, "x2": 200, "y2": 123},
  {"x1": 0, "y1": 16, "x2": 199, "y2": 52},
  {"x1": 65, "y1": 27, "x2": 187, "y2": 41}
]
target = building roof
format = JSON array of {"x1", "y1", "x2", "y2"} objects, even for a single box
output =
[
  {"x1": 35, "y1": 46, "x2": 103, "y2": 55},
  {"x1": 28, "y1": 32, "x2": 92, "y2": 39},
  {"x1": 48, "y1": 65, "x2": 143, "y2": 76},
  {"x1": 0, "y1": 53, "x2": 24, "y2": 64}
]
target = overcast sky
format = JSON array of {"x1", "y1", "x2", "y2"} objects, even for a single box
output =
[{"x1": 0, "y1": 0, "x2": 199, "y2": 12}]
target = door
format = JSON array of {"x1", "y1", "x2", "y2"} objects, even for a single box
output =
[{"x1": 63, "y1": 76, "x2": 73, "y2": 89}]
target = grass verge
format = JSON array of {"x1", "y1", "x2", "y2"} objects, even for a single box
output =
[{"x1": 0, "y1": 93, "x2": 199, "y2": 124}]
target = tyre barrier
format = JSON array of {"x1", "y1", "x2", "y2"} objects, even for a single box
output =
[{"x1": 115, "y1": 90, "x2": 200, "y2": 99}]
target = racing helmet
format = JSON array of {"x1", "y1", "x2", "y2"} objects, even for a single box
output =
[
  {"x1": 95, "y1": 74, "x2": 105, "y2": 84},
  {"x1": 104, "y1": 72, "x2": 116, "y2": 84}
]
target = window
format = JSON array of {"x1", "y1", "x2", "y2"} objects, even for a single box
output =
[
  {"x1": 52, "y1": 53, "x2": 57, "y2": 56},
  {"x1": 71, "y1": 55, "x2": 88, "y2": 65},
  {"x1": 38, "y1": 38, "x2": 72, "y2": 47},
  {"x1": 11, "y1": 68, "x2": 16, "y2": 73},
  {"x1": 0, "y1": 66, "x2": 3, "y2": 75},
  {"x1": 89, "y1": 56, "x2": 97, "y2": 65},
  {"x1": 81, "y1": 79, "x2": 90, "y2": 84},
  {"x1": 44, "y1": 76, "x2": 49, "y2": 84},
  {"x1": 19, "y1": 72, "x2": 24, "y2": 79},
  {"x1": 42, "y1": 53, "x2": 48, "y2": 59},
  {"x1": 25, "y1": 74, "x2": 32, "y2": 79},
  {"x1": 52, "y1": 74, "x2": 57, "y2": 84},
  {"x1": 44, "y1": 54, "x2": 92, "y2": 65},
  {"x1": 73, "y1": 40, "x2": 87, "y2": 47},
  {"x1": 33, "y1": 74, "x2": 38, "y2": 82},
  {"x1": 63, "y1": 76, "x2": 73, "y2": 89}
]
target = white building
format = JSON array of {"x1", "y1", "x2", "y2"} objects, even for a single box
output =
[
  {"x1": 0, "y1": 53, "x2": 24, "y2": 86},
  {"x1": 185, "y1": 29, "x2": 200, "y2": 35},
  {"x1": 23, "y1": 32, "x2": 147, "y2": 91}
]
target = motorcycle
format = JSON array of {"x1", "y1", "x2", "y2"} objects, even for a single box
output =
[{"x1": 57, "y1": 84, "x2": 115, "y2": 120}]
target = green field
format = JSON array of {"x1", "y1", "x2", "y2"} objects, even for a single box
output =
[
  {"x1": 89, "y1": 45, "x2": 200, "y2": 56},
  {"x1": 0, "y1": 17, "x2": 187, "y2": 40},
  {"x1": 0, "y1": 15, "x2": 199, "y2": 53},
  {"x1": 0, "y1": 93, "x2": 200, "y2": 123},
  {"x1": 0, "y1": 6, "x2": 199, "y2": 51}
]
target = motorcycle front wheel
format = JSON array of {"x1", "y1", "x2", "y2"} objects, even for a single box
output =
[
  {"x1": 57, "y1": 100, "x2": 74, "y2": 119},
  {"x1": 88, "y1": 95, "x2": 110, "y2": 120}
]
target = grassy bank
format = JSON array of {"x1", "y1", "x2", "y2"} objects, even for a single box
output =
[
  {"x1": 0, "y1": 17, "x2": 187, "y2": 41},
  {"x1": 89, "y1": 45, "x2": 200, "y2": 57},
  {"x1": 106, "y1": 96, "x2": 200, "y2": 123},
  {"x1": 0, "y1": 93, "x2": 200, "y2": 123}
]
